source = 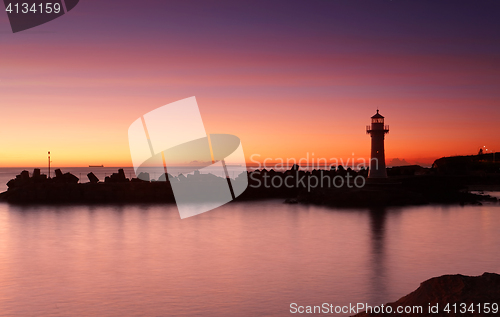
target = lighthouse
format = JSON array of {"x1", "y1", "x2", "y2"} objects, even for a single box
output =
[{"x1": 366, "y1": 110, "x2": 389, "y2": 178}]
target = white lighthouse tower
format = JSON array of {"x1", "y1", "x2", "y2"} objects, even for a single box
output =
[{"x1": 366, "y1": 110, "x2": 389, "y2": 178}]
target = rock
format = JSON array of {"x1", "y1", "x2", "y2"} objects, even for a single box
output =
[
  {"x1": 118, "y1": 168, "x2": 126, "y2": 180},
  {"x1": 7, "y1": 179, "x2": 17, "y2": 189},
  {"x1": 353, "y1": 272, "x2": 500, "y2": 316},
  {"x1": 33, "y1": 168, "x2": 41, "y2": 178},
  {"x1": 55, "y1": 169, "x2": 63, "y2": 178},
  {"x1": 105, "y1": 169, "x2": 129, "y2": 183},
  {"x1": 137, "y1": 172, "x2": 150, "y2": 182},
  {"x1": 20, "y1": 170, "x2": 30, "y2": 180},
  {"x1": 52, "y1": 169, "x2": 79, "y2": 184},
  {"x1": 63, "y1": 172, "x2": 79, "y2": 184},
  {"x1": 87, "y1": 172, "x2": 99, "y2": 184}
]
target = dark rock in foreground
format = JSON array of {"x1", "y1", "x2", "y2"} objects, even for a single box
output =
[{"x1": 353, "y1": 272, "x2": 500, "y2": 317}]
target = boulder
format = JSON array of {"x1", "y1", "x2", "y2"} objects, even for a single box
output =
[
  {"x1": 55, "y1": 169, "x2": 63, "y2": 178},
  {"x1": 353, "y1": 272, "x2": 500, "y2": 317},
  {"x1": 87, "y1": 172, "x2": 99, "y2": 184}
]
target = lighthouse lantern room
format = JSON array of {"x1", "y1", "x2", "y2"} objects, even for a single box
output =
[{"x1": 366, "y1": 110, "x2": 389, "y2": 178}]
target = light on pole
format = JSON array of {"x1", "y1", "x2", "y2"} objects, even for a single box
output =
[{"x1": 48, "y1": 151, "x2": 52, "y2": 179}]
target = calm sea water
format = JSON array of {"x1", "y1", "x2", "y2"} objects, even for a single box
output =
[
  {"x1": 0, "y1": 168, "x2": 499, "y2": 316},
  {"x1": 0, "y1": 200, "x2": 499, "y2": 316}
]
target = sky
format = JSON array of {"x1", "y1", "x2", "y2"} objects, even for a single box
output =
[{"x1": 1, "y1": 0, "x2": 499, "y2": 168}]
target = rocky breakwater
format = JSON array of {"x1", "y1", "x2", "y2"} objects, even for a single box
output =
[
  {"x1": 237, "y1": 165, "x2": 495, "y2": 207},
  {"x1": 0, "y1": 168, "x2": 177, "y2": 203},
  {"x1": 0, "y1": 165, "x2": 496, "y2": 206}
]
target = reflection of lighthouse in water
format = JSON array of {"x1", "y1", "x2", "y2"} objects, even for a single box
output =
[{"x1": 366, "y1": 110, "x2": 389, "y2": 178}]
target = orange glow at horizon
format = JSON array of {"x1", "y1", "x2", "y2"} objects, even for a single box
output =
[
  {"x1": 1, "y1": 86, "x2": 499, "y2": 168},
  {"x1": 2, "y1": 96, "x2": 498, "y2": 168}
]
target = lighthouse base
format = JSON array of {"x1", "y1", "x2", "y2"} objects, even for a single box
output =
[
  {"x1": 368, "y1": 169, "x2": 388, "y2": 179},
  {"x1": 365, "y1": 177, "x2": 398, "y2": 185}
]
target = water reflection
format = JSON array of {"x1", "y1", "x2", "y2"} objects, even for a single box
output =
[
  {"x1": 368, "y1": 208, "x2": 388, "y2": 305},
  {"x1": 0, "y1": 202, "x2": 498, "y2": 316}
]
